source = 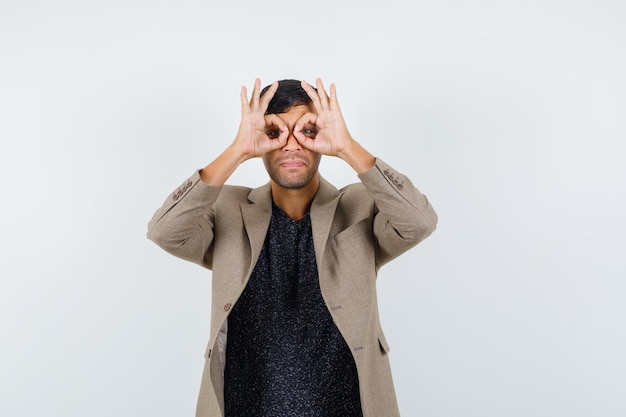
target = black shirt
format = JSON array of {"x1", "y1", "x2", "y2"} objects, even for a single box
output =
[{"x1": 224, "y1": 204, "x2": 363, "y2": 417}]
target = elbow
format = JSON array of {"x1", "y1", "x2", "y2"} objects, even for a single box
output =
[
  {"x1": 405, "y1": 205, "x2": 438, "y2": 244},
  {"x1": 146, "y1": 221, "x2": 164, "y2": 246},
  {"x1": 418, "y1": 197, "x2": 438, "y2": 239},
  {"x1": 146, "y1": 221, "x2": 187, "y2": 252}
]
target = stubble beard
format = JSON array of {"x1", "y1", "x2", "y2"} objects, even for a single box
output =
[{"x1": 265, "y1": 155, "x2": 321, "y2": 189}]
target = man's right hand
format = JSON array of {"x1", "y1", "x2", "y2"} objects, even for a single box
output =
[{"x1": 234, "y1": 78, "x2": 288, "y2": 160}]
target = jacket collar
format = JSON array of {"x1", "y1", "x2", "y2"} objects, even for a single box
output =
[{"x1": 240, "y1": 176, "x2": 340, "y2": 275}]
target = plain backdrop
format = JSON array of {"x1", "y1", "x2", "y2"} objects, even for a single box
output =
[{"x1": 1, "y1": 1, "x2": 625, "y2": 416}]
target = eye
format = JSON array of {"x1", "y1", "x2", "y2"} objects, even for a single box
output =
[
  {"x1": 266, "y1": 129, "x2": 281, "y2": 139},
  {"x1": 301, "y1": 127, "x2": 317, "y2": 138}
]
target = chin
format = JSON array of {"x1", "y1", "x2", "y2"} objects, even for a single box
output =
[
  {"x1": 266, "y1": 158, "x2": 321, "y2": 190},
  {"x1": 273, "y1": 176, "x2": 311, "y2": 189}
]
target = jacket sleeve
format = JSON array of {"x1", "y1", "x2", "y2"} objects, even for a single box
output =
[
  {"x1": 357, "y1": 158, "x2": 438, "y2": 267},
  {"x1": 146, "y1": 170, "x2": 222, "y2": 269}
]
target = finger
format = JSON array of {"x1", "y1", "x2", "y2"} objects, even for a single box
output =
[
  {"x1": 329, "y1": 83, "x2": 341, "y2": 110},
  {"x1": 264, "y1": 113, "x2": 288, "y2": 129},
  {"x1": 294, "y1": 131, "x2": 316, "y2": 152},
  {"x1": 315, "y1": 78, "x2": 330, "y2": 110},
  {"x1": 259, "y1": 81, "x2": 279, "y2": 113},
  {"x1": 293, "y1": 112, "x2": 318, "y2": 149},
  {"x1": 250, "y1": 78, "x2": 261, "y2": 110},
  {"x1": 301, "y1": 80, "x2": 323, "y2": 113},
  {"x1": 264, "y1": 132, "x2": 288, "y2": 153},
  {"x1": 240, "y1": 85, "x2": 249, "y2": 113},
  {"x1": 257, "y1": 135, "x2": 287, "y2": 157},
  {"x1": 294, "y1": 112, "x2": 318, "y2": 133},
  {"x1": 275, "y1": 129, "x2": 289, "y2": 148},
  {"x1": 264, "y1": 113, "x2": 289, "y2": 139}
]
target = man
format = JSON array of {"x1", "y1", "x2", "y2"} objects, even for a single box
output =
[{"x1": 147, "y1": 78, "x2": 438, "y2": 417}]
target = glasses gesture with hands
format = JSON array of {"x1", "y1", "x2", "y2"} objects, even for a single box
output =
[
  {"x1": 230, "y1": 77, "x2": 374, "y2": 176},
  {"x1": 235, "y1": 77, "x2": 357, "y2": 158}
]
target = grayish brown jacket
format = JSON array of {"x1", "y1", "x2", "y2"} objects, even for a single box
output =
[{"x1": 147, "y1": 159, "x2": 438, "y2": 417}]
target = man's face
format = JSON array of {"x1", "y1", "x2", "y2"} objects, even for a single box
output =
[{"x1": 262, "y1": 104, "x2": 321, "y2": 190}]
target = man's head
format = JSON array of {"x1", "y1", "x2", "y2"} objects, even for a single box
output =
[
  {"x1": 260, "y1": 79, "x2": 316, "y2": 115},
  {"x1": 260, "y1": 79, "x2": 321, "y2": 191}
]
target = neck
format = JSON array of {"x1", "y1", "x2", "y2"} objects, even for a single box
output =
[{"x1": 270, "y1": 175, "x2": 320, "y2": 220}]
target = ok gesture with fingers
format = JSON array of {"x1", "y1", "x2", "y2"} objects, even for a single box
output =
[{"x1": 235, "y1": 78, "x2": 289, "y2": 159}]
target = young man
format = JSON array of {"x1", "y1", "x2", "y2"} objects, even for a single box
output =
[{"x1": 147, "y1": 78, "x2": 438, "y2": 417}]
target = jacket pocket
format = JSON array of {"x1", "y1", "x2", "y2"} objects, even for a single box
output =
[
  {"x1": 333, "y1": 217, "x2": 371, "y2": 244},
  {"x1": 378, "y1": 334, "x2": 391, "y2": 354}
]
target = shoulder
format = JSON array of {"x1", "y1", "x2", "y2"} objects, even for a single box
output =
[
  {"x1": 214, "y1": 183, "x2": 271, "y2": 209},
  {"x1": 338, "y1": 182, "x2": 370, "y2": 202},
  {"x1": 217, "y1": 184, "x2": 255, "y2": 200},
  {"x1": 335, "y1": 182, "x2": 376, "y2": 221}
]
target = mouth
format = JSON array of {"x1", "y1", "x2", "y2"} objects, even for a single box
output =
[{"x1": 278, "y1": 159, "x2": 307, "y2": 168}]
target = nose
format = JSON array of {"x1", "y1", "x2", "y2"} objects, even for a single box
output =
[{"x1": 282, "y1": 129, "x2": 301, "y2": 151}]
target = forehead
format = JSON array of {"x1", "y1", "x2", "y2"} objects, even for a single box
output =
[{"x1": 272, "y1": 104, "x2": 315, "y2": 123}]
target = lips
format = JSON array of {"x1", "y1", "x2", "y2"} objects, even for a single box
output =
[{"x1": 278, "y1": 159, "x2": 307, "y2": 168}]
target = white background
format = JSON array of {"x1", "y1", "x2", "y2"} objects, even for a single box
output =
[{"x1": 1, "y1": 0, "x2": 625, "y2": 416}]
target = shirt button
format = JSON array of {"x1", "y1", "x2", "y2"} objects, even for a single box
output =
[{"x1": 224, "y1": 303, "x2": 232, "y2": 311}]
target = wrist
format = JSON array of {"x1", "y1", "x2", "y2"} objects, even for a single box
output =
[
  {"x1": 229, "y1": 140, "x2": 256, "y2": 163},
  {"x1": 338, "y1": 138, "x2": 376, "y2": 174}
]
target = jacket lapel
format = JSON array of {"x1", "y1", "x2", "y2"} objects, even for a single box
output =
[
  {"x1": 240, "y1": 177, "x2": 340, "y2": 277},
  {"x1": 310, "y1": 176, "x2": 340, "y2": 272},
  {"x1": 240, "y1": 183, "x2": 273, "y2": 278}
]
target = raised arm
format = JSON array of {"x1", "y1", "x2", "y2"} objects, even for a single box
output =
[{"x1": 147, "y1": 78, "x2": 286, "y2": 266}]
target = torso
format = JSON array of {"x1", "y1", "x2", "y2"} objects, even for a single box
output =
[{"x1": 224, "y1": 203, "x2": 363, "y2": 417}]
